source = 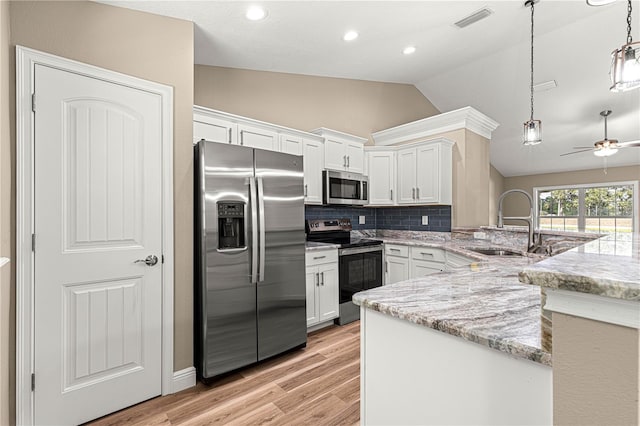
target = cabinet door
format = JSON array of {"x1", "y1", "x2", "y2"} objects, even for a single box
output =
[
  {"x1": 397, "y1": 148, "x2": 417, "y2": 204},
  {"x1": 386, "y1": 256, "x2": 409, "y2": 285},
  {"x1": 416, "y1": 144, "x2": 439, "y2": 203},
  {"x1": 193, "y1": 116, "x2": 236, "y2": 145},
  {"x1": 345, "y1": 142, "x2": 364, "y2": 174},
  {"x1": 303, "y1": 139, "x2": 324, "y2": 205},
  {"x1": 305, "y1": 268, "x2": 319, "y2": 327},
  {"x1": 280, "y1": 134, "x2": 304, "y2": 155},
  {"x1": 318, "y1": 263, "x2": 339, "y2": 322},
  {"x1": 238, "y1": 124, "x2": 278, "y2": 151},
  {"x1": 324, "y1": 138, "x2": 346, "y2": 171},
  {"x1": 410, "y1": 259, "x2": 444, "y2": 278},
  {"x1": 368, "y1": 151, "x2": 395, "y2": 205}
]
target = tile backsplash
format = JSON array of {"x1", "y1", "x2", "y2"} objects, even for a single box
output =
[{"x1": 305, "y1": 205, "x2": 451, "y2": 232}]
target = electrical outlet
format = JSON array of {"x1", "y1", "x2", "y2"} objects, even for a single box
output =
[
  {"x1": 421, "y1": 216, "x2": 429, "y2": 225},
  {"x1": 359, "y1": 215, "x2": 365, "y2": 225},
  {"x1": 474, "y1": 232, "x2": 488, "y2": 240}
]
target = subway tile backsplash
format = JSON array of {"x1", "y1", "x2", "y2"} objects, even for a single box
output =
[{"x1": 304, "y1": 205, "x2": 451, "y2": 232}]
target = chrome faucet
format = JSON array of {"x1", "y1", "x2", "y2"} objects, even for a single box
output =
[{"x1": 497, "y1": 189, "x2": 537, "y2": 251}]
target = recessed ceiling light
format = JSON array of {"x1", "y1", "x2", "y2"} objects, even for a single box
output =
[
  {"x1": 403, "y1": 46, "x2": 416, "y2": 55},
  {"x1": 343, "y1": 30, "x2": 359, "y2": 42},
  {"x1": 586, "y1": 0, "x2": 615, "y2": 5},
  {"x1": 246, "y1": 6, "x2": 267, "y2": 21}
]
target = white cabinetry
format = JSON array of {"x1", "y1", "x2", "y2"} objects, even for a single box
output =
[
  {"x1": 366, "y1": 150, "x2": 395, "y2": 205},
  {"x1": 384, "y1": 244, "x2": 409, "y2": 285},
  {"x1": 193, "y1": 112, "x2": 237, "y2": 144},
  {"x1": 385, "y1": 244, "x2": 473, "y2": 285},
  {"x1": 279, "y1": 133, "x2": 304, "y2": 155},
  {"x1": 238, "y1": 123, "x2": 278, "y2": 151},
  {"x1": 410, "y1": 246, "x2": 445, "y2": 278},
  {"x1": 311, "y1": 128, "x2": 367, "y2": 174},
  {"x1": 303, "y1": 138, "x2": 324, "y2": 205},
  {"x1": 305, "y1": 249, "x2": 339, "y2": 328}
]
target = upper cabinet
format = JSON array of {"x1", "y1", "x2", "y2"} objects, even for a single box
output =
[
  {"x1": 193, "y1": 106, "x2": 324, "y2": 205},
  {"x1": 366, "y1": 150, "x2": 395, "y2": 205},
  {"x1": 310, "y1": 128, "x2": 367, "y2": 174}
]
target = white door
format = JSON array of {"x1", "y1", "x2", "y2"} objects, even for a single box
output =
[
  {"x1": 238, "y1": 123, "x2": 278, "y2": 151},
  {"x1": 397, "y1": 148, "x2": 417, "y2": 204},
  {"x1": 305, "y1": 268, "x2": 319, "y2": 326},
  {"x1": 386, "y1": 256, "x2": 409, "y2": 285},
  {"x1": 368, "y1": 151, "x2": 395, "y2": 205},
  {"x1": 345, "y1": 142, "x2": 364, "y2": 174},
  {"x1": 303, "y1": 139, "x2": 324, "y2": 204},
  {"x1": 34, "y1": 64, "x2": 163, "y2": 425},
  {"x1": 317, "y1": 263, "x2": 339, "y2": 322},
  {"x1": 416, "y1": 144, "x2": 439, "y2": 203},
  {"x1": 324, "y1": 138, "x2": 346, "y2": 171},
  {"x1": 193, "y1": 113, "x2": 236, "y2": 145},
  {"x1": 280, "y1": 134, "x2": 304, "y2": 155},
  {"x1": 410, "y1": 260, "x2": 444, "y2": 278}
]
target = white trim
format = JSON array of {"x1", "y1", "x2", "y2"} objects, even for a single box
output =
[
  {"x1": 533, "y1": 180, "x2": 639, "y2": 233},
  {"x1": 544, "y1": 288, "x2": 640, "y2": 329},
  {"x1": 309, "y1": 127, "x2": 368, "y2": 144},
  {"x1": 364, "y1": 137, "x2": 455, "y2": 152},
  {"x1": 371, "y1": 106, "x2": 499, "y2": 146},
  {"x1": 171, "y1": 367, "x2": 196, "y2": 393},
  {"x1": 16, "y1": 46, "x2": 175, "y2": 425}
]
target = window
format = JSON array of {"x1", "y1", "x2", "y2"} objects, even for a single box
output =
[{"x1": 535, "y1": 181, "x2": 638, "y2": 241}]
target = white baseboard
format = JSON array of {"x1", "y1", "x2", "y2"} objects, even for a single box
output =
[{"x1": 171, "y1": 367, "x2": 196, "y2": 393}]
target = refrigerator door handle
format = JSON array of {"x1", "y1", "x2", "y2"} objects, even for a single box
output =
[
  {"x1": 257, "y1": 177, "x2": 266, "y2": 282},
  {"x1": 249, "y1": 177, "x2": 258, "y2": 284}
]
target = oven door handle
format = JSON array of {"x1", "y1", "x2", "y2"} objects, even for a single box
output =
[{"x1": 339, "y1": 245, "x2": 383, "y2": 256}]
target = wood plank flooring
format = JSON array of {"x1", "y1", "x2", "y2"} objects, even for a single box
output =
[{"x1": 87, "y1": 321, "x2": 361, "y2": 426}]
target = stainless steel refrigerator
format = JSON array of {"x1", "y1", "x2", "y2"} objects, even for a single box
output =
[{"x1": 194, "y1": 141, "x2": 307, "y2": 380}]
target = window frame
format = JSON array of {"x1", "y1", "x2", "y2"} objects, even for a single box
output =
[{"x1": 533, "y1": 180, "x2": 639, "y2": 234}]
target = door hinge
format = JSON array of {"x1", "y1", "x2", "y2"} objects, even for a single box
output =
[
  {"x1": 31, "y1": 373, "x2": 35, "y2": 391},
  {"x1": 31, "y1": 234, "x2": 35, "y2": 252},
  {"x1": 31, "y1": 93, "x2": 36, "y2": 113}
]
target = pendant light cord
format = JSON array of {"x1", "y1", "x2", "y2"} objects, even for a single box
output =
[
  {"x1": 530, "y1": 0, "x2": 535, "y2": 121},
  {"x1": 627, "y1": 0, "x2": 633, "y2": 44}
]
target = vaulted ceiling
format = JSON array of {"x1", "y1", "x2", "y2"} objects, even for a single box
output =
[{"x1": 100, "y1": 0, "x2": 640, "y2": 177}]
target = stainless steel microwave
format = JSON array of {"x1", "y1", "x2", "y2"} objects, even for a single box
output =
[{"x1": 323, "y1": 170, "x2": 368, "y2": 206}]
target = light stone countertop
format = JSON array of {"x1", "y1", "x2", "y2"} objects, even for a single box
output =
[
  {"x1": 305, "y1": 242, "x2": 340, "y2": 252},
  {"x1": 519, "y1": 233, "x2": 640, "y2": 301}
]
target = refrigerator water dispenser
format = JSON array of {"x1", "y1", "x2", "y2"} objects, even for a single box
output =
[{"x1": 217, "y1": 201, "x2": 245, "y2": 249}]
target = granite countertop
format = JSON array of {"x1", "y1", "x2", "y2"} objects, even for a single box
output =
[
  {"x1": 519, "y1": 233, "x2": 640, "y2": 301},
  {"x1": 353, "y1": 241, "x2": 552, "y2": 365},
  {"x1": 305, "y1": 241, "x2": 340, "y2": 252}
]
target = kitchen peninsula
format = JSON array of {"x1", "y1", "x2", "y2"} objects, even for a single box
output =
[{"x1": 353, "y1": 230, "x2": 640, "y2": 425}]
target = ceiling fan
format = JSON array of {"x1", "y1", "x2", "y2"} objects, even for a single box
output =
[{"x1": 561, "y1": 110, "x2": 640, "y2": 157}]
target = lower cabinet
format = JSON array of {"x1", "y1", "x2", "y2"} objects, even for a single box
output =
[
  {"x1": 305, "y1": 250, "x2": 339, "y2": 328},
  {"x1": 385, "y1": 244, "x2": 473, "y2": 285}
]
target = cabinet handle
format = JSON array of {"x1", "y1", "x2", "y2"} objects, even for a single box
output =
[
  {"x1": 343, "y1": 155, "x2": 347, "y2": 167},
  {"x1": 389, "y1": 248, "x2": 400, "y2": 252},
  {"x1": 390, "y1": 189, "x2": 393, "y2": 200},
  {"x1": 412, "y1": 188, "x2": 416, "y2": 199},
  {"x1": 320, "y1": 272, "x2": 324, "y2": 286},
  {"x1": 347, "y1": 156, "x2": 350, "y2": 168},
  {"x1": 316, "y1": 272, "x2": 320, "y2": 286},
  {"x1": 385, "y1": 261, "x2": 388, "y2": 273},
  {"x1": 420, "y1": 252, "x2": 434, "y2": 257},
  {"x1": 313, "y1": 255, "x2": 326, "y2": 260},
  {"x1": 228, "y1": 127, "x2": 232, "y2": 144},
  {"x1": 304, "y1": 184, "x2": 308, "y2": 197},
  {"x1": 240, "y1": 130, "x2": 244, "y2": 146},
  {"x1": 416, "y1": 187, "x2": 420, "y2": 199}
]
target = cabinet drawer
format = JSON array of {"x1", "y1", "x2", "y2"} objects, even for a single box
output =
[
  {"x1": 410, "y1": 246, "x2": 446, "y2": 262},
  {"x1": 306, "y1": 249, "x2": 338, "y2": 266},
  {"x1": 385, "y1": 244, "x2": 408, "y2": 258}
]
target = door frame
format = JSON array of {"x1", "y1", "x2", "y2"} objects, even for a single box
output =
[{"x1": 15, "y1": 46, "x2": 175, "y2": 425}]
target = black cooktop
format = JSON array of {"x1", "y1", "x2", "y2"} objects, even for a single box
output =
[{"x1": 305, "y1": 218, "x2": 382, "y2": 249}]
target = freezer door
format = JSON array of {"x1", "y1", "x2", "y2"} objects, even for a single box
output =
[
  {"x1": 255, "y1": 149, "x2": 307, "y2": 360},
  {"x1": 195, "y1": 142, "x2": 258, "y2": 378}
]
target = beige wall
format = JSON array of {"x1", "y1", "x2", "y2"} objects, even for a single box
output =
[
  {"x1": 195, "y1": 65, "x2": 440, "y2": 143},
  {"x1": 502, "y1": 165, "x2": 640, "y2": 221},
  {"x1": 553, "y1": 313, "x2": 640, "y2": 424},
  {"x1": 1, "y1": 1, "x2": 13, "y2": 424},
  {"x1": 4, "y1": 2, "x2": 194, "y2": 423},
  {"x1": 489, "y1": 165, "x2": 505, "y2": 226}
]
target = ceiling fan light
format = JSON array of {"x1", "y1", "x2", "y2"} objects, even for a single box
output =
[
  {"x1": 610, "y1": 42, "x2": 640, "y2": 92},
  {"x1": 523, "y1": 119, "x2": 542, "y2": 145},
  {"x1": 594, "y1": 146, "x2": 619, "y2": 156}
]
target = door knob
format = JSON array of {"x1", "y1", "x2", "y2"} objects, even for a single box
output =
[{"x1": 135, "y1": 255, "x2": 158, "y2": 266}]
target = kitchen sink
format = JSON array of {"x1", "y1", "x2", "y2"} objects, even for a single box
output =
[{"x1": 465, "y1": 248, "x2": 524, "y2": 256}]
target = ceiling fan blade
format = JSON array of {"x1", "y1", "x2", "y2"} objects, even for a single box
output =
[
  {"x1": 560, "y1": 148, "x2": 594, "y2": 156},
  {"x1": 617, "y1": 140, "x2": 640, "y2": 147}
]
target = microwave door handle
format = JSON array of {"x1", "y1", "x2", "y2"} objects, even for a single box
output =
[
  {"x1": 249, "y1": 177, "x2": 258, "y2": 284},
  {"x1": 257, "y1": 177, "x2": 266, "y2": 282}
]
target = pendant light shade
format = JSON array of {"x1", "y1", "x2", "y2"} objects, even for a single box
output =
[
  {"x1": 523, "y1": 0, "x2": 542, "y2": 145},
  {"x1": 610, "y1": 0, "x2": 640, "y2": 92}
]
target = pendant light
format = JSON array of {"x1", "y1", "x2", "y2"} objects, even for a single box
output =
[
  {"x1": 610, "y1": 0, "x2": 640, "y2": 92},
  {"x1": 523, "y1": 0, "x2": 542, "y2": 145}
]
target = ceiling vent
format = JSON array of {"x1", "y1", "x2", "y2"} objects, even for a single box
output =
[{"x1": 454, "y1": 7, "x2": 493, "y2": 28}]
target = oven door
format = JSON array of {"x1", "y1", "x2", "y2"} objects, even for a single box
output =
[
  {"x1": 338, "y1": 246, "x2": 383, "y2": 304},
  {"x1": 323, "y1": 170, "x2": 368, "y2": 205}
]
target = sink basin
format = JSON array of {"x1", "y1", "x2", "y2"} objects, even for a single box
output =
[{"x1": 466, "y1": 248, "x2": 524, "y2": 256}]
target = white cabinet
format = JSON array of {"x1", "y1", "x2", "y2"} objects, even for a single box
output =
[
  {"x1": 367, "y1": 151, "x2": 395, "y2": 205},
  {"x1": 303, "y1": 138, "x2": 324, "y2": 205},
  {"x1": 410, "y1": 246, "x2": 445, "y2": 277},
  {"x1": 238, "y1": 123, "x2": 278, "y2": 151},
  {"x1": 446, "y1": 252, "x2": 474, "y2": 270},
  {"x1": 311, "y1": 128, "x2": 367, "y2": 174},
  {"x1": 385, "y1": 243, "x2": 451, "y2": 285},
  {"x1": 305, "y1": 250, "x2": 339, "y2": 328},
  {"x1": 397, "y1": 148, "x2": 417, "y2": 204},
  {"x1": 193, "y1": 113, "x2": 237, "y2": 144},
  {"x1": 280, "y1": 133, "x2": 304, "y2": 155},
  {"x1": 385, "y1": 244, "x2": 409, "y2": 285}
]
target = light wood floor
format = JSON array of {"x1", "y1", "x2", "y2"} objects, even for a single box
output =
[{"x1": 87, "y1": 321, "x2": 361, "y2": 426}]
